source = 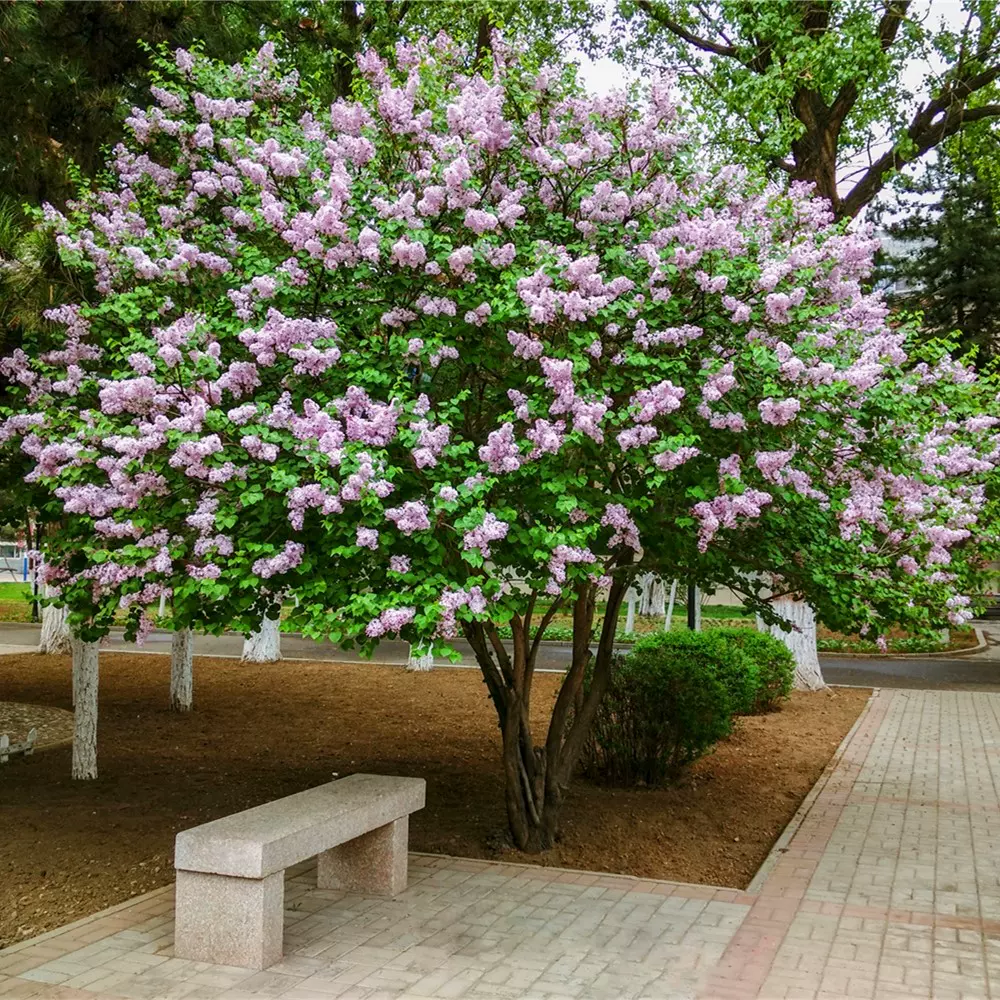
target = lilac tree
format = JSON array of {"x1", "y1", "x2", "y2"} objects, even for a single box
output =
[{"x1": 2, "y1": 38, "x2": 997, "y2": 842}]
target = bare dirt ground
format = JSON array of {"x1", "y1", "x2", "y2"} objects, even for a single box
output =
[{"x1": 0, "y1": 651, "x2": 869, "y2": 949}]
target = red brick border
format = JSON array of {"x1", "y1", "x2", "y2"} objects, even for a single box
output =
[{"x1": 700, "y1": 689, "x2": 895, "y2": 998}]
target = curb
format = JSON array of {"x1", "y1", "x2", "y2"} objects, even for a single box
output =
[
  {"x1": 745, "y1": 686, "x2": 881, "y2": 894},
  {"x1": 817, "y1": 627, "x2": 987, "y2": 660}
]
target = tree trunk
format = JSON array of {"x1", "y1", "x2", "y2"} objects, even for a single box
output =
[
  {"x1": 39, "y1": 594, "x2": 71, "y2": 654},
  {"x1": 664, "y1": 579, "x2": 678, "y2": 630},
  {"x1": 757, "y1": 598, "x2": 826, "y2": 690},
  {"x1": 649, "y1": 578, "x2": 665, "y2": 617},
  {"x1": 638, "y1": 573, "x2": 652, "y2": 615},
  {"x1": 406, "y1": 642, "x2": 434, "y2": 671},
  {"x1": 688, "y1": 584, "x2": 702, "y2": 630},
  {"x1": 170, "y1": 628, "x2": 194, "y2": 711},
  {"x1": 71, "y1": 636, "x2": 99, "y2": 780},
  {"x1": 241, "y1": 615, "x2": 281, "y2": 663},
  {"x1": 466, "y1": 577, "x2": 630, "y2": 852}
]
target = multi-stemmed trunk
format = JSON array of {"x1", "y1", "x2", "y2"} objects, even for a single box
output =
[
  {"x1": 406, "y1": 642, "x2": 434, "y2": 671},
  {"x1": 464, "y1": 578, "x2": 629, "y2": 852}
]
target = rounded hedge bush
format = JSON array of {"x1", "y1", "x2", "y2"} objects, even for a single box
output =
[
  {"x1": 582, "y1": 630, "x2": 757, "y2": 786},
  {"x1": 710, "y1": 627, "x2": 795, "y2": 713}
]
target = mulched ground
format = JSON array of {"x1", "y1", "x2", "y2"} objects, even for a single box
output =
[
  {"x1": 0, "y1": 701, "x2": 74, "y2": 748},
  {"x1": 0, "y1": 651, "x2": 869, "y2": 949}
]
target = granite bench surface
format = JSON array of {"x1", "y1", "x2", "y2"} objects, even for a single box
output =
[{"x1": 174, "y1": 773, "x2": 426, "y2": 879}]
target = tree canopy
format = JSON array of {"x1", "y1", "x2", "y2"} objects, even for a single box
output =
[
  {"x1": 615, "y1": 0, "x2": 1000, "y2": 218},
  {"x1": 3, "y1": 36, "x2": 997, "y2": 844},
  {"x1": 880, "y1": 146, "x2": 1000, "y2": 366}
]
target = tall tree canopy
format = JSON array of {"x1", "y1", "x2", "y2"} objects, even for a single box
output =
[
  {"x1": 3, "y1": 37, "x2": 997, "y2": 841},
  {"x1": 0, "y1": 0, "x2": 599, "y2": 213},
  {"x1": 880, "y1": 147, "x2": 1000, "y2": 365},
  {"x1": 0, "y1": 0, "x2": 599, "y2": 529},
  {"x1": 615, "y1": 0, "x2": 1000, "y2": 218}
]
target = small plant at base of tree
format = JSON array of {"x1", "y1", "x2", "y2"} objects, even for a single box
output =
[
  {"x1": 582, "y1": 630, "x2": 754, "y2": 786},
  {"x1": 710, "y1": 626, "x2": 795, "y2": 713}
]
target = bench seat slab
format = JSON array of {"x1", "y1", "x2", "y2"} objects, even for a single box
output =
[
  {"x1": 175, "y1": 774, "x2": 426, "y2": 879},
  {"x1": 174, "y1": 869, "x2": 283, "y2": 971},
  {"x1": 317, "y1": 816, "x2": 408, "y2": 897}
]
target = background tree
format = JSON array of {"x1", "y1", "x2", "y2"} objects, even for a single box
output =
[
  {"x1": 878, "y1": 148, "x2": 1000, "y2": 365},
  {"x1": 614, "y1": 0, "x2": 1000, "y2": 219},
  {"x1": 0, "y1": 0, "x2": 599, "y2": 214}
]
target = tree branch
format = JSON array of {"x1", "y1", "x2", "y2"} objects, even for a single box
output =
[
  {"x1": 634, "y1": 0, "x2": 741, "y2": 59},
  {"x1": 828, "y1": 2, "x2": 909, "y2": 128},
  {"x1": 840, "y1": 102, "x2": 1000, "y2": 217}
]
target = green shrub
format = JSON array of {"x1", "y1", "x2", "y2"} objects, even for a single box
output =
[
  {"x1": 582, "y1": 631, "x2": 754, "y2": 786},
  {"x1": 710, "y1": 627, "x2": 795, "y2": 713}
]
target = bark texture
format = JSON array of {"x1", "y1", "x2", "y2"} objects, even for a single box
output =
[
  {"x1": 170, "y1": 628, "x2": 194, "y2": 712},
  {"x1": 39, "y1": 599, "x2": 71, "y2": 655},
  {"x1": 757, "y1": 598, "x2": 826, "y2": 690},
  {"x1": 71, "y1": 636, "x2": 99, "y2": 780}
]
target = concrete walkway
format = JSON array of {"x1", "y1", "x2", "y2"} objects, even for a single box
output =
[{"x1": 2, "y1": 688, "x2": 1000, "y2": 998}]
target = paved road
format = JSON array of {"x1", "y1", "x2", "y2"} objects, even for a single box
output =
[{"x1": 4, "y1": 620, "x2": 1000, "y2": 689}]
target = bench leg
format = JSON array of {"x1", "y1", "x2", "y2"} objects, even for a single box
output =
[
  {"x1": 174, "y1": 869, "x2": 283, "y2": 970},
  {"x1": 317, "y1": 815, "x2": 409, "y2": 897}
]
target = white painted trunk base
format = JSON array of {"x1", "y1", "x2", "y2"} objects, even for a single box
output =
[
  {"x1": 39, "y1": 600, "x2": 72, "y2": 655},
  {"x1": 71, "y1": 637, "x2": 99, "y2": 780},
  {"x1": 406, "y1": 644, "x2": 434, "y2": 672},
  {"x1": 625, "y1": 591, "x2": 637, "y2": 634},
  {"x1": 171, "y1": 628, "x2": 194, "y2": 712},
  {"x1": 242, "y1": 616, "x2": 281, "y2": 663},
  {"x1": 664, "y1": 579, "x2": 678, "y2": 631},
  {"x1": 757, "y1": 598, "x2": 826, "y2": 690}
]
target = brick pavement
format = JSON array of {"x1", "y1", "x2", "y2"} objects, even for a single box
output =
[{"x1": 2, "y1": 689, "x2": 1000, "y2": 999}]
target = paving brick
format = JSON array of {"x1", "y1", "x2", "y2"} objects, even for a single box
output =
[{"x1": 5, "y1": 690, "x2": 1000, "y2": 998}]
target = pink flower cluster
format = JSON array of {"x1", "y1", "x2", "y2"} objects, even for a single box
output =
[
  {"x1": 462, "y1": 513, "x2": 509, "y2": 559},
  {"x1": 252, "y1": 541, "x2": 305, "y2": 579}
]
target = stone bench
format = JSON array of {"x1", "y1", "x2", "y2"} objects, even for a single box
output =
[{"x1": 173, "y1": 773, "x2": 426, "y2": 969}]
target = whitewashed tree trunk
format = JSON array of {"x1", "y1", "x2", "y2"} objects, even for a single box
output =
[
  {"x1": 242, "y1": 615, "x2": 281, "y2": 663},
  {"x1": 625, "y1": 590, "x2": 637, "y2": 634},
  {"x1": 664, "y1": 579, "x2": 678, "y2": 631},
  {"x1": 170, "y1": 628, "x2": 194, "y2": 711},
  {"x1": 71, "y1": 636, "x2": 99, "y2": 780},
  {"x1": 39, "y1": 594, "x2": 71, "y2": 654},
  {"x1": 638, "y1": 574, "x2": 653, "y2": 616},
  {"x1": 407, "y1": 643, "x2": 434, "y2": 671},
  {"x1": 650, "y1": 578, "x2": 665, "y2": 617},
  {"x1": 757, "y1": 598, "x2": 826, "y2": 690}
]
